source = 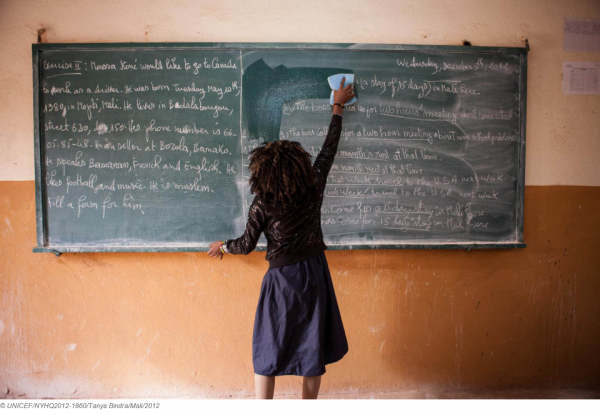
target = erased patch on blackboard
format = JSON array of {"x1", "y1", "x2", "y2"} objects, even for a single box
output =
[{"x1": 242, "y1": 58, "x2": 354, "y2": 142}]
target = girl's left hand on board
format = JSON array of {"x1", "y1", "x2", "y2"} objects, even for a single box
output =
[{"x1": 208, "y1": 241, "x2": 224, "y2": 259}]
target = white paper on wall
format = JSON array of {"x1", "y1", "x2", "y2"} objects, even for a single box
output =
[
  {"x1": 564, "y1": 18, "x2": 600, "y2": 52},
  {"x1": 562, "y1": 62, "x2": 600, "y2": 95}
]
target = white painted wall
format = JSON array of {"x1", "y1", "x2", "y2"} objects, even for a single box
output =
[{"x1": 0, "y1": 0, "x2": 598, "y2": 185}]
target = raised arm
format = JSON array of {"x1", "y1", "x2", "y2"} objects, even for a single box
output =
[
  {"x1": 313, "y1": 113, "x2": 344, "y2": 183},
  {"x1": 224, "y1": 195, "x2": 266, "y2": 255},
  {"x1": 313, "y1": 76, "x2": 354, "y2": 185}
]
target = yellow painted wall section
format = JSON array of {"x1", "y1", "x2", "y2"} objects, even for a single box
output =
[{"x1": 1, "y1": 182, "x2": 599, "y2": 398}]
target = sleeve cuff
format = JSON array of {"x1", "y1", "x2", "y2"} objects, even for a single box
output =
[{"x1": 332, "y1": 113, "x2": 342, "y2": 118}]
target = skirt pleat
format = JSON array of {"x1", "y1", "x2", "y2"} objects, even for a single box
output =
[{"x1": 252, "y1": 251, "x2": 349, "y2": 376}]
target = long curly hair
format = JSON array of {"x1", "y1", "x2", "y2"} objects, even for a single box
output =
[{"x1": 248, "y1": 140, "x2": 318, "y2": 209}]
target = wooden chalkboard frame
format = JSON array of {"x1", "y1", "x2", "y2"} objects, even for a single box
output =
[{"x1": 32, "y1": 42, "x2": 528, "y2": 255}]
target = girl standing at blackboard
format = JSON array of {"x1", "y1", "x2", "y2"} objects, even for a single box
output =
[{"x1": 208, "y1": 78, "x2": 354, "y2": 399}]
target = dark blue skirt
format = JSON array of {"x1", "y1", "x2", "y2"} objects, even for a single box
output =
[{"x1": 252, "y1": 251, "x2": 349, "y2": 376}]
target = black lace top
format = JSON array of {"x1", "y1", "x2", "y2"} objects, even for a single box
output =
[{"x1": 225, "y1": 113, "x2": 343, "y2": 269}]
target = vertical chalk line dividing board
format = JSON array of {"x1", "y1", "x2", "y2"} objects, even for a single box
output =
[{"x1": 32, "y1": 42, "x2": 527, "y2": 254}]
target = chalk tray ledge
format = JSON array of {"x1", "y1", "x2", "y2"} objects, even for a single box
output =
[{"x1": 33, "y1": 242, "x2": 526, "y2": 256}]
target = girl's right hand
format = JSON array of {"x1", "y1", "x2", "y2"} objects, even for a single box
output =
[{"x1": 333, "y1": 77, "x2": 355, "y2": 106}]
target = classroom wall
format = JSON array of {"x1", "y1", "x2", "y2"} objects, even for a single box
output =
[{"x1": 1, "y1": 0, "x2": 599, "y2": 398}]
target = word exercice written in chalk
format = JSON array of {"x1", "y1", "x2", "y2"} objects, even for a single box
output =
[{"x1": 35, "y1": 45, "x2": 525, "y2": 250}]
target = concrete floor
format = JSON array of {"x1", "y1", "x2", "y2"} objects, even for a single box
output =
[{"x1": 268, "y1": 388, "x2": 600, "y2": 399}]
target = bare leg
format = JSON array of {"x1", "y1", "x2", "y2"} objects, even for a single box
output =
[
  {"x1": 254, "y1": 373, "x2": 275, "y2": 399},
  {"x1": 302, "y1": 375, "x2": 322, "y2": 399}
]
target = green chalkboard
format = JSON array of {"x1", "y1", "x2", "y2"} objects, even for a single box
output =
[{"x1": 32, "y1": 42, "x2": 527, "y2": 254}]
